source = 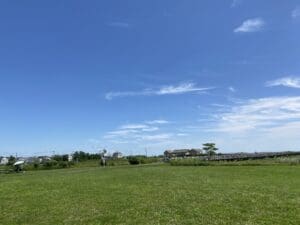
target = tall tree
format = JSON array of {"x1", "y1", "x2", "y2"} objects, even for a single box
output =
[
  {"x1": 203, "y1": 143, "x2": 218, "y2": 159},
  {"x1": 100, "y1": 149, "x2": 107, "y2": 166}
]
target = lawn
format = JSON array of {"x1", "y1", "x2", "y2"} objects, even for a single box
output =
[{"x1": 0, "y1": 165, "x2": 299, "y2": 225}]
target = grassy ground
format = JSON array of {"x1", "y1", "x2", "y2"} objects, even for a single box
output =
[
  {"x1": 0, "y1": 165, "x2": 299, "y2": 225},
  {"x1": 170, "y1": 155, "x2": 300, "y2": 166}
]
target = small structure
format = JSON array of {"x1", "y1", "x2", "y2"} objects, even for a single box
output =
[
  {"x1": 164, "y1": 149, "x2": 203, "y2": 159},
  {"x1": 0, "y1": 157, "x2": 9, "y2": 165},
  {"x1": 68, "y1": 154, "x2": 73, "y2": 162},
  {"x1": 112, "y1": 152, "x2": 123, "y2": 159},
  {"x1": 13, "y1": 161, "x2": 25, "y2": 172},
  {"x1": 37, "y1": 156, "x2": 51, "y2": 163},
  {"x1": 100, "y1": 149, "x2": 108, "y2": 166}
]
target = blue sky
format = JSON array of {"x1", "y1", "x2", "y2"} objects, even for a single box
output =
[{"x1": 1, "y1": 0, "x2": 300, "y2": 156}]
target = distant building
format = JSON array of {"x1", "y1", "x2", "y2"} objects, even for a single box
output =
[
  {"x1": 0, "y1": 157, "x2": 9, "y2": 165},
  {"x1": 68, "y1": 154, "x2": 73, "y2": 162},
  {"x1": 164, "y1": 149, "x2": 203, "y2": 158},
  {"x1": 23, "y1": 157, "x2": 39, "y2": 164},
  {"x1": 112, "y1": 152, "x2": 123, "y2": 159},
  {"x1": 37, "y1": 156, "x2": 51, "y2": 163}
]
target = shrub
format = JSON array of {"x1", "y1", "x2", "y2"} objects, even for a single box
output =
[
  {"x1": 43, "y1": 160, "x2": 58, "y2": 169},
  {"x1": 58, "y1": 161, "x2": 69, "y2": 168},
  {"x1": 128, "y1": 157, "x2": 140, "y2": 165},
  {"x1": 33, "y1": 163, "x2": 39, "y2": 169}
]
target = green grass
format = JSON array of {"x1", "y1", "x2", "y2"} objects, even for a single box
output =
[{"x1": 1, "y1": 165, "x2": 299, "y2": 225}]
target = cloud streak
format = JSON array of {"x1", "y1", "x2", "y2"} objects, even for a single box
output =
[
  {"x1": 103, "y1": 121, "x2": 176, "y2": 145},
  {"x1": 266, "y1": 76, "x2": 300, "y2": 89},
  {"x1": 234, "y1": 18, "x2": 265, "y2": 33},
  {"x1": 106, "y1": 22, "x2": 131, "y2": 28},
  {"x1": 105, "y1": 82, "x2": 213, "y2": 100},
  {"x1": 145, "y1": 120, "x2": 169, "y2": 125}
]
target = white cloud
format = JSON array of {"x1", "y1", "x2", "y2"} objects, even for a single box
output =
[
  {"x1": 105, "y1": 92, "x2": 140, "y2": 100},
  {"x1": 176, "y1": 133, "x2": 188, "y2": 136},
  {"x1": 156, "y1": 83, "x2": 209, "y2": 95},
  {"x1": 106, "y1": 22, "x2": 130, "y2": 28},
  {"x1": 292, "y1": 7, "x2": 300, "y2": 18},
  {"x1": 141, "y1": 134, "x2": 172, "y2": 141},
  {"x1": 228, "y1": 86, "x2": 236, "y2": 92},
  {"x1": 212, "y1": 96, "x2": 300, "y2": 133},
  {"x1": 234, "y1": 18, "x2": 265, "y2": 33},
  {"x1": 104, "y1": 129, "x2": 138, "y2": 138},
  {"x1": 103, "y1": 119, "x2": 170, "y2": 140},
  {"x1": 141, "y1": 127, "x2": 159, "y2": 132},
  {"x1": 145, "y1": 120, "x2": 169, "y2": 124},
  {"x1": 266, "y1": 76, "x2": 300, "y2": 89},
  {"x1": 105, "y1": 82, "x2": 213, "y2": 100},
  {"x1": 231, "y1": 0, "x2": 242, "y2": 8},
  {"x1": 120, "y1": 124, "x2": 149, "y2": 130}
]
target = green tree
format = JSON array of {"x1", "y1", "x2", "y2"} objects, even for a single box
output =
[
  {"x1": 7, "y1": 155, "x2": 16, "y2": 166},
  {"x1": 203, "y1": 143, "x2": 218, "y2": 159}
]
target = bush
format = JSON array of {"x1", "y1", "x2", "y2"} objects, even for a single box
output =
[
  {"x1": 58, "y1": 161, "x2": 69, "y2": 168},
  {"x1": 106, "y1": 158, "x2": 129, "y2": 166},
  {"x1": 33, "y1": 163, "x2": 39, "y2": 169},
  {"x1": 43, "y1": 160, "x2": 58, "y2": 169},
  {"x1": 128, "y1": 157, "x2": 140, "y2": 165}
]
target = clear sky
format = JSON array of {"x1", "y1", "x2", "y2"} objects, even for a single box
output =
[{"x1": 1, "y1": 0, "x2": 300, "y2": 156}]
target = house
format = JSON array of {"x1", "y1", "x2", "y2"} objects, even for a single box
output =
[
  {"x1": 164, "y1": 149, "x2": 203, "y2": 158},
  {"x1": 112, "y1": 152, "x2": 123, "y2": 159},
  {"x1": 0, "y1": 157, "x2": 9, "y2": 165}
]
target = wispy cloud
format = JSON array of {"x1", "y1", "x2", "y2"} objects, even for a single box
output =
[
  {"x1": 105, "y1": 91, "x2": 140, "y2": 100},
  {"x1": 231, "y1": 0, "x2": 243, "y2": 8},
  {"x1": 106, "y1": 22, "x2": 131, "y2": 28},
  {"x1": 103, "y1": 119, "x2": 170, "y2": 139},
  {"x1": 266, "y1": 76, "x2": 300, "y2": 89},
  {"x1": 145, "y1": 120, "x2": 169, "y2": 125},
  {"x1": 141, "y1": 134, "x2": 172, "y2": 141},
  {"x1": 105, "y1": 82, "x2": 213, "y2": 100},
  {"x1": 228, "y1": 86, "x2": 236, "y2": 92},
  {"x1": 212, "y1": 96, "x2": 300, "y2": 133},
  {"x1": 176, "y1": 133, "x2": 188, "y2": 137},
  {"x1": 100, "y1": 118, "x2": 191, "y2": 150},
  {"x1": 119, "y1": 124, "x2": 149, "y2": 130},
  {"x1": 292, "y1": 7, "x2": 300, "y2": 18},
  {"x1": 234, "y1": 18, "x2": 265, "y2": 33}
]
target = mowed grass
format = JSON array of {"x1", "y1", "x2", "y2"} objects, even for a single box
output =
[{"x1": 0, "y1": 165, "x2": 299, "y2": 225}]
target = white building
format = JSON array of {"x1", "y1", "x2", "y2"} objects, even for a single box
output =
[
  {"x1": 112, "y1": 152, "x2": 123, "y2": 159},
  {"x1": 0, "y1": 157, "x2": 9, "y2": 165},
  {"x1": 68, "y1": 154, "x2": 73, "y2": 162}
]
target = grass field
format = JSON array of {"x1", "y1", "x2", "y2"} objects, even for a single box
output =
[{"x1": 1, "y1": 165, "x2": 299, "y2": 225}]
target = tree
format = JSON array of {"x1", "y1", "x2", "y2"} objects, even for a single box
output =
[
  {"x1": 73, "y1": 151, "x2": 89, "y2": 162},
  {"x1": 100, "y1": 149, "x2": 107, "y2": 166},
  {"x1": 7, "y1": 155, "x2": 16, "y2": 166},
  {"x1": 203, "y1": 143, "x2": 218, "y2": 159}
]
